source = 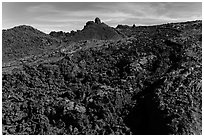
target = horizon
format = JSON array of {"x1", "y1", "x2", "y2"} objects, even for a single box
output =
[
  {"x1": 2, "y1": 2, "x2": 202, "y2": 34},
  {"x1": 2, "y1": 19, "x2": 202, "y2": 34}
]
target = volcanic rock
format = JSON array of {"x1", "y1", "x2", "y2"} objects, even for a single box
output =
[
  {"x1": 2, "y1": 25, "x2": 60, "y2": 62},
  {"x1": 50, "y1": 17, "x2": 123, "y2": 42},
  {"x1": 95, "y1": 17, "x2": 101, "y2": 24},
  {"x1": 2, "y1": 20, "x2": 202, "y2": 135}
]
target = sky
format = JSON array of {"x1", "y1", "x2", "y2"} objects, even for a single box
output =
[{"x1": 2, "y1": 2, "x2": 202, "y2": 34}]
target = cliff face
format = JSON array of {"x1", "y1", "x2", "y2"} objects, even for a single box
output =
[{"x1": 2, "y1": 20, "x2": 202, "y2": 135}]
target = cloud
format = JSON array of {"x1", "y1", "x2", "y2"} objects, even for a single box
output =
[
  {"x1": 33, "y1": 11, "x2": 134, "y2": 23},
  {"x1": 147, "y1": 2, "x2": 202, "y2": 20},
  {"x1": 27, "y1": 2, "x2": 202, "y2": 23},
  {"x1": 3, "y1": 2, "x2": 202, "y2": 33},
  {"x1": 27, "y1": 4, "x2": 60, "y2": 14}
]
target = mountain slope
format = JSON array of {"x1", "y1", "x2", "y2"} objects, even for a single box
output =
[
  {"x1": 50, "y1": 18, "x2": 124, "y2": 42},
  {"x1": 2, "y1": 25, "x2": 60, "y2": 63}
]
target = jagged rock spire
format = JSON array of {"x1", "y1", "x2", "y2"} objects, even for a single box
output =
[{"x1": 95, "y1": 17, "x2": 101, "y2": 24}]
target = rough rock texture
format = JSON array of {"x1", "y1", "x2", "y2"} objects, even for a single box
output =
[
  {"x1": 2, "y1": 25, "x2": 60, "y2": 63},
  {"x1": 49, "y1": 18, "x2": 123, "y2": 42},
  {"x1": 2, "y1": 20, "x2": 202, "y2": 135},
  {"x1": 95, "y1": 17, "x2": 101, "y2": 24}
]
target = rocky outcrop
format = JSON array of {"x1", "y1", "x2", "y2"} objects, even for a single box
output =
[
  {"x1": 50, "y1": 17, "x2": 123, "y2": 42},
  {"x1": 95, "y1": 17, "x2": 101, "y2": 24}
]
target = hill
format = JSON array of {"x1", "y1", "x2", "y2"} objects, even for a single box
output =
[
  {"x1": 2, "y1": 25, "x2": 61, "y2": 63},
  {"x1": 2, "y1": 20, "x2": 202, "y2": 135},
  {"x1": 49, "y1": 17, "x2": 124, "y2": 42}
]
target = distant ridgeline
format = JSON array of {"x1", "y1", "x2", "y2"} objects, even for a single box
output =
[
  {"x1": 2, "y1": 17, "x2": 125, "y2": 64},
  {"x1": 49, "y1": 17, "x2": 124, "y2": 42}
]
